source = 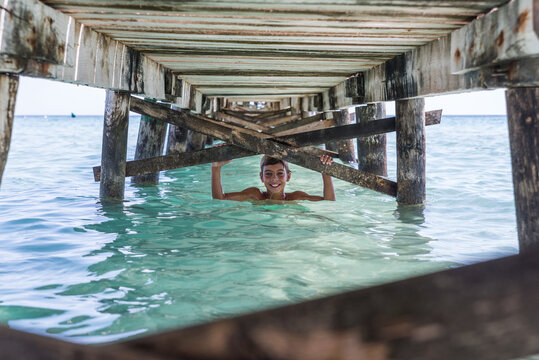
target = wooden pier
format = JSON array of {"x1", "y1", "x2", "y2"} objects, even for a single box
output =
[{"x1": 0, "y1": 0, "x2": 537, "y2": 358}]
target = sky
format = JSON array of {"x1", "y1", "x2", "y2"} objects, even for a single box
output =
[{"x1": 13, "y1": 76, "x2": 508, "y2": 116}]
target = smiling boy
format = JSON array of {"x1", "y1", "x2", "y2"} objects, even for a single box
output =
[{"x1": 211, "y1": 155, "x2": 335, "y2": 201}]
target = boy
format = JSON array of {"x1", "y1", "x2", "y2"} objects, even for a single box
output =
[{"x1": 212, "y1": 155, "x2": 335, "y2": 201}]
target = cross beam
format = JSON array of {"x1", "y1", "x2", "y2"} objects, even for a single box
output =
[{"x1": 129, "y1": 97, "x2": 397, "y2": 196}]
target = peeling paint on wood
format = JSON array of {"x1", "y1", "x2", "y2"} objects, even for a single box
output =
[
  {"x1": 451, "y1": 0, "x2": 539, "y2": 73},
  {"x1": 0, "y1": 73, "x2": 18, "y2": 187}
]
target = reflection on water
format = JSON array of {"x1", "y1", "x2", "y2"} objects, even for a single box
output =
[{"x1": 0, "y1": 115, "x2": 518, "y2": 344}]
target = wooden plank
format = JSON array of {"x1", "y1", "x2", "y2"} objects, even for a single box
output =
[
  {"x1": 100, "y1": 91, "x2": 130, "y2": 200},
  {"x1": 94, "y1": 145, "x2": 254, "y2": 181},
  {"x1": 266, "y1": 112, "x2": 325, "y2": 135},
  {"x1": 131, "y1": 101, "x2": 168, "y2": 184},
  {"x1": 110, "y1": 249, "x2": 539, "y2": 360},
  {"x1": 262, "y1": 114, "x2": 302, "y2": 127},
  {"x1": 396, "y1": 98, "x2": 426, "y2": 205},
  {"x1": 215, "y1": 111, "x2": 271, "y2": 132},
  {"x1": 0, "y1": 0, "x2": 178, "y2": 101},
  {"x1": 0, "y1": 74, "x2": 18, "y2": 187},
  {"x1": 279, "y1": 110, "x2": 441, "y2": 147},
  {"x1": 333, "y1": 0, "x2": 539, "y2": 108},
  {"x1": 357, "y1": 103, "x2": 388, "y2": 176},
  {"x1": 271, "y1": 118, "x2": 335, "y2": 137},
  {"x1": 451, "y1": 0, "x2": 539, "y2": 73},
  {"x1": 506, "y1": 87, "x2": 539, "y2": 252},
  {"x1": 129, "y1": 97, "x2": 397, "y2": 196}
]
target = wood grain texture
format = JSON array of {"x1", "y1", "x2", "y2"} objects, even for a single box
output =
[
  {"x1": 357, "y1": 103, "x2": 388, "y2": 176},
  {"x1": 506, "y1": 87, "x2": 539, "y2": 252},
  {"x1": 396, "y1": 98, "x2": 426, "y2": 205},
  {"x1": 0, "y1": 74, "x2": 18, "y2": 187},
  {"x1": 131, "y1": 103, "x2": 168, "y2": 184},
  {"x1": 99, "y1": 90, "x2": 130, "y2": 200}
]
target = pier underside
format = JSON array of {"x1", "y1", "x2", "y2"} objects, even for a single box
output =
[{"x1": 0, "y1": 0, "x2": 538, "y2": 358}]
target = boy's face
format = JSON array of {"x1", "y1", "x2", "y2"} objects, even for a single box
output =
[{"x1": 260, "y1": 163, "x2": 291, "y2": 195}]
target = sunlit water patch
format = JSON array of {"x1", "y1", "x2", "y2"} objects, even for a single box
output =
[{"x1": 0, "y1": 115, "x2": 517, "y2": 343}]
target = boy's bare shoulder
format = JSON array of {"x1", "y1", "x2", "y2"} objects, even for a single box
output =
[
  {"x1": 286, "y1": 191, "x2": 323, "y2": 201},
  {"x1": 224, "y1": 187, "x2": 265, "y2": 201}
]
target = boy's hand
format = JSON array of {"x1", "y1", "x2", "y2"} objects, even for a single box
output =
[{"x1": 320, "y1": 154, "x2": 333, "y2": 165}]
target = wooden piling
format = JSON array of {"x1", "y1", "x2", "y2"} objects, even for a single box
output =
[
  {"x1": 326, "y1": 109, "x2": 356, "y2": 164},
  {"x1": 356, "y1": 103, "x2": 388, "y2": 176},
  {"x1": 100, "y1": 91, "x2": 130, "y2": 200},
  {"x1": 396, "y1": 98, "x2": 426, "y2": 205},
  {"x1": 131, "y1": 99, "x2": 167, "y2": 184},
  {"x1": 506, "y1": 87, "x2": 539, "y2": 252},
  {"x1": 0, "y1": 74, "x2": 18, "y2": 188}
]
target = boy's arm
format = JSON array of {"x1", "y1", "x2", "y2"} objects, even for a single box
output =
[
  {"x1": 211, "y1": 162, "x2": 227, "y2": 199},
  {"x1": 322, "y1": 173, "x2": 335, "y2": 201},
  {"x1": 288, "y1": 155, "x2": 336, "y2": 201},
  {"x1": 212, "y1": 161, "x2": 263, "y2": 201}
]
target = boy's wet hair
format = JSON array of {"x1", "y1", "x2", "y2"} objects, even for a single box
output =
[{"x1": 260, "y1": 155, "x2": 290, "y2": 173}]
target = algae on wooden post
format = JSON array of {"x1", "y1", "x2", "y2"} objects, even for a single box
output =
[{"x1": 396, "y1": 98, "x2": 426, "y2": 205}]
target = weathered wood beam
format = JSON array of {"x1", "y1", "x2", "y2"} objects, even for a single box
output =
[
  {"x1": 396, "y1": 98, "x2": 426, "y2": 205},
  {"x1": 254, "y1": 107, "x2": 292, "y2": 121},
  {"x1": 506, "y1": 87, "x2": 539, "y2": 252},
  {"x1": 130, "y1": 97, "x2": 397, "y2": 196},
  {"x1": 110, "y1": 249, "x2": 539, "y2": 360},
  {"x1": 266, "y1": 113, "x2": 325, "y2": 135},
  {"x1": 0, "y1": 325, "x2": 170, "y2": 360},
  {"x1": 100, "y1": 91, "x2": 130, "y2": 201},
  {"x1": 451, "y1": 0, "x2": 539, "y2": 74},
  {"x1": 357, "y1": 103, "x2": 388, "y2": 176},
  {"x1": 131, "y1": 100, "x2": 167, "y2": 185},
  {"x1": 0, "y1": 74, "x2": 18, "y2": 188},
  {"x1": 334, "y1": 0, "x2": 538, "y2": 108},
  {"x1": 279, "y1": 110, "x2": 441, "y2": 148},
  {"x1": 262, "y1": 114, "x2": 302, "y2": 128},
  {"x1": 271, "y1": 118, "x2": 335, "y2": 137},
  {"x1": 0, "y1": 0, "x2": 179, "y2": 101},
  {"x1": 215, "y1": 111, "x2": 271, "y2": 132},
  {"x1": 94, "y1": 145, "x2": 254, "y2": 181}
]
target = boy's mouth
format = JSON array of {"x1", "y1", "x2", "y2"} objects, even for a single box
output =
[{"x1": 269, "y1": 183, "x2": 281, "y2": 189}]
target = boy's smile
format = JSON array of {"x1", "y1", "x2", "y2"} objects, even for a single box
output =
[{"x1": 260, "y1": 163, "x2": 291, "y2": 197}]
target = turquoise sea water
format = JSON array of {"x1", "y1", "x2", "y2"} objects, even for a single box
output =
[{"x1": 0, "y1": 114, "x2": 517, "y2": 344}]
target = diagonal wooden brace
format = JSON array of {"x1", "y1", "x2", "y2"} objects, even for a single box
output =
[{"x1": 129, "y1": 97, "x2": 397, "y2": 196}]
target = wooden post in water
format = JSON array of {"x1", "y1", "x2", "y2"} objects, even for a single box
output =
[
  {"x1": 505, "y1": 87, "x2": 539, "y2": 252},
  {"x1": 356, "y1": 103, "x2": 388, "y2": 176},
  {"x1": 396, "y1": 98, "x2": 426, "y2": 205},
  {"x1": 100, "y1": 91, "x2": 130, "y2": 200},
  {"x1": 165, "y1": 107, "x2": 188, "y2": 155},
  {"x1": 0, "y1": 74, "x2": 19, "y2": 188},
  {"x1": 327, "y1": 109, "x2": 356, "y2": 164},
  {"x1": 132, "y1": 99, "x2": 167, "y2": 184},
  {"x1": 186, "y1": 92, "x2": 207, "y2": 151}
]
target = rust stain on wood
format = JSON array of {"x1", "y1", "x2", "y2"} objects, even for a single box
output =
[
  {"x1": 496, "y1": 30, "x2": 504, "y2": 48},
  {"x1": 515, "y1": 9, "x2": 529, "y2": 34},
  {"x1": 453, "y1": 48, "x2": 461, "y2": 65}
]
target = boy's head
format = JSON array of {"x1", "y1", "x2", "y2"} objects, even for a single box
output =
[{"x1": 259, "y1": 156, "x2": 291, "y2": 195}]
